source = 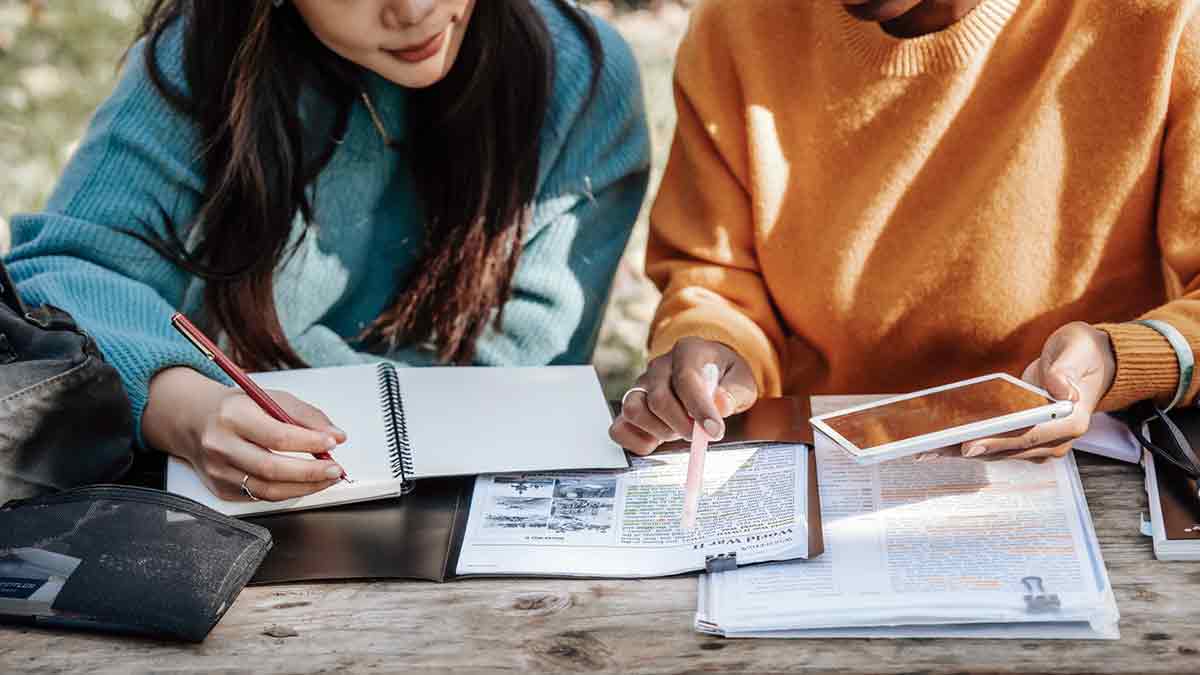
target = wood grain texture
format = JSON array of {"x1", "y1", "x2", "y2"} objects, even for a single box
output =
[{"x1": 4, "y1": 397, "x2": 1199, "y2": 674}]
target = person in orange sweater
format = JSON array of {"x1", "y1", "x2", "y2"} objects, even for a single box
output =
[{"x1": 611, "y1": 0, "x2": 1200, "y2": 461}]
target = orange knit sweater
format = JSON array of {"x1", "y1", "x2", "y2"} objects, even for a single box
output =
[{"x1": 648, "y1": 0, "x2": 1200, "y2": 410}]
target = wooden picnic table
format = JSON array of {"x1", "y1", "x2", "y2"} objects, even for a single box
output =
[{"x1": 4, "y1": 396, "x2": 1200, "y2": 674}]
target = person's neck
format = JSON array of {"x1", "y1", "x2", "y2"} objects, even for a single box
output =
[{"x1": 876, "y1": 0, "x2": 988, "y2": 38}]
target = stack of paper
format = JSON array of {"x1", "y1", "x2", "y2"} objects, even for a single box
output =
[{"x1": 696, "y1": 433, "x2": 1120, "y2": 639}]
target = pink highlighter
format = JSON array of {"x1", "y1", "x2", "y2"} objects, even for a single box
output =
[{"x1": 682, "y1": 363, "x2": 721, "y2": 530}]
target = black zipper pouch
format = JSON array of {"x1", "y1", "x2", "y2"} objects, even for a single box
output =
[{"x1": 0, "y1": 485, "x2": 271, "y2": 642}]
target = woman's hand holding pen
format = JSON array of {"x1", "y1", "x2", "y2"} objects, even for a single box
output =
[
  {"x1": 609, "y1": 337, "x2": 759, "y2": 456},
  {"x1": 144, "y1": 367, "x2": 347, "y2": 502}
]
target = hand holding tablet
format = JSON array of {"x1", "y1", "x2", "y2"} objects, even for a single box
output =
[{"x1": 811, "y1": 373, "x2": 1075, "y2": 465}]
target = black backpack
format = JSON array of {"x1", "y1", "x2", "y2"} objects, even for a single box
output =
[{"x1": 0, "y1": 258, "x2": 134, "y2": 501}]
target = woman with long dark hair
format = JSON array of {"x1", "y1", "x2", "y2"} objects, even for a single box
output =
[{"x1": 6, "y1": 0, "x2": 649, "y2": 501}]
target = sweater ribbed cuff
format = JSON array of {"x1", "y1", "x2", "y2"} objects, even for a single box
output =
[
  {"x1": 1094, "y1": 322, "x2": 1182, "y2": 411},
  {"x1": 648, "y1": 308, "x2": 783, "y2": 398}
]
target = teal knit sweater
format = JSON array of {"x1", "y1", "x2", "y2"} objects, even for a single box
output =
[{"x1": 5, "y1": 2, "x2": 650, "y2": 444}]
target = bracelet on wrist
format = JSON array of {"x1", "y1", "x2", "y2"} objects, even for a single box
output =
[{"x1": 1133, "y1": 319, "x2": 1194, "y2": 412}]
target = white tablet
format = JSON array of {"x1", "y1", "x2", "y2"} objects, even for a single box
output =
[{"x1": 810, "y1": 373, "x2": 1074, "y2": 465}]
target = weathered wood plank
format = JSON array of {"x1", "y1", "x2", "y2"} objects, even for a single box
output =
[{"x1": 4, "y1": 397, "x2": 1199, "y2": 673}]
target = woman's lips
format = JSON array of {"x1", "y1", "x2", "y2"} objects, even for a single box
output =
[{"x1": 383, "y1": 29, "x2": 447, "y2": 63}]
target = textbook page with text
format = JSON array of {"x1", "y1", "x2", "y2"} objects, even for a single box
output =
[
  {"x1": 696, "y1": 430, "x2": 1118, "y2": 639},
  {"x1": 456, "y1": 444, "x2": 817, "y2": 578}
]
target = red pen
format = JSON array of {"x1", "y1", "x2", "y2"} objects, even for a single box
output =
[{"x1": 170, "y1": 312, "x2": 349, "y2": 482}]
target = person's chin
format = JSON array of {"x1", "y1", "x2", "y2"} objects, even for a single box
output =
[
  {"x1": 369, "y1": 33, "x2": 464, "y2": 89},
  {"x1": 372, "y1": 59, "x2": 450, "y2": 89},
  {"x1": 843, "y1": 0, "x2": 925, "y2": 23}
]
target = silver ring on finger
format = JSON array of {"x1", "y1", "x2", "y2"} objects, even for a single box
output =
[
  {"x1": 241, "y1": 474, "x2": 260, "y2": 501},
  {"x1": 621, "y1": 386, "x2": 649, "y2": 409}
]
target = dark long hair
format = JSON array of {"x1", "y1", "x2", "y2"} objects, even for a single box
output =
[{"x1": 132, "y1": 0, "x2": 602, "y2": 369}]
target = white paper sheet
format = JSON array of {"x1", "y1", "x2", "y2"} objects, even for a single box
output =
[
  {"x1": 397, "y1": 365, "x2": 627, "y2": 477},
  {"x1": 703, "y1": 622, "x2": 1118, "y2": 639},
  {"x1": 1074, "y1": 413, "x2": 1141, "y2": 464}
]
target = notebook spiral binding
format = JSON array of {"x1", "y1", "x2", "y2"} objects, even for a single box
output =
[{"x1": 376, "y1": 363, "x2": 415, "y2": 492}]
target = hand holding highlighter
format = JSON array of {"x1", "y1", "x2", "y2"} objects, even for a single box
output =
[
  {"x1": 681, "y1": 363, "x2": 721, "y2": 529},
  {"x1": 810, "y1": 373, "x2": 1074, "y2": 465}
]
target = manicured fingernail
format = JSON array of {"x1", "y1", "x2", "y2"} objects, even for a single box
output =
[
  {"x1": 325, "y1": 465, "x2": 343, "y2": 479},
  {"x1": 703, "y1": 419, "x2": 723, "y2": 440},
  {"x1": 964, "y1": 444, "x2": 985, "y2": 457},
  {"x1": 331, "y1": 426, "x2": 347, "y2": 440},
  {"x1": 324, "y1": 436, "x2": 338, "y2": 450}
]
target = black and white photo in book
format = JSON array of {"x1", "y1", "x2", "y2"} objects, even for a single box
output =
[
  {"x1": 484, "y1": 497, "x2": 552, "y2": 530},
  {"x1": 549, "y1": 478, "x2": 617, "y2": 536},
  {"x1": 481, "y1": 476, "x2": 619, "y2": 539}
]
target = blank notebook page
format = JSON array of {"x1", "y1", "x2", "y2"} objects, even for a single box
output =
[
  {"x1": 396, "y1": 365, "x2": 626, "y2": 477},
  {"x1": 248, "y1": 364, "x2": 398, "y2": 483},
  {"x1": 164, "y1": 365, "x2": 402, "y2": 517}
]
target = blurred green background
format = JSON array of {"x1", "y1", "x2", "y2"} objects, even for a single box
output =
[{"x1": 0, "y1": 0, "x2": 693, "y2": 397}]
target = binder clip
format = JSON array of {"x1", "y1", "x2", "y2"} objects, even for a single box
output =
[
  {"x1": 705, "y1": 553, "x2": 738, "y2": 573},
  {"x1": 1021, "y1": 576, "x2": 1061, "y2": 613}
]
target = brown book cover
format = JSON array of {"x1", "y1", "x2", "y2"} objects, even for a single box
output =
[
  {"x1": 1152, "y1": 454, "x2": 1200, "y2": 541},
  {"x1": 657, "y1": 397, "x2": 813, "y2": 449}
]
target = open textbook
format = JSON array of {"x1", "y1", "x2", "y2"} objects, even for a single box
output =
[
  {"x1": 455, "y1": 443, "x2": 822, "y2": 578},
  {"x1": 696, "y1": 426, "x2": 1119, "y2": 639}
]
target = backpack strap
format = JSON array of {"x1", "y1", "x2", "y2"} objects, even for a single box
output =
[{"x1": 0, "y1": 257, "x2": 28, "y2": 316}]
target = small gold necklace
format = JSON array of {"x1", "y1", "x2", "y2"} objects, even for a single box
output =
[{"x1": 360, "y1": 90, "x2": 402, "y2": 149}]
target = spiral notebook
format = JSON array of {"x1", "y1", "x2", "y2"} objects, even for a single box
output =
[{"x1": 166, "y1": 363, "x2": 629, "y2": 517}]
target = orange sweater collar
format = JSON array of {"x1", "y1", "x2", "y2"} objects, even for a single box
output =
[{"x1": 829, "y1": 0, "x2": 1022, "y2": 76}]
